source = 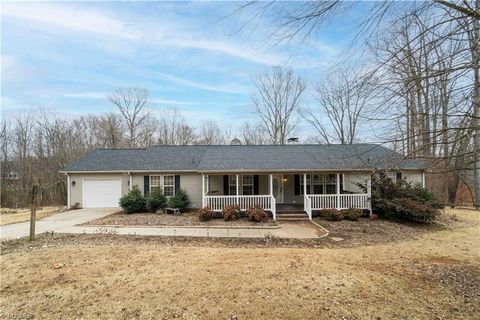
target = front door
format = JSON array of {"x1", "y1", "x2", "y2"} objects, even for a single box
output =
[{"x1": 272, "y1": 174, "x2": 284, "y2": 203}]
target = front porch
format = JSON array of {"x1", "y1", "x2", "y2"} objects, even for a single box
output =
[{"x1": 201, "y1": 173, "x2": 372, "y2": 221}]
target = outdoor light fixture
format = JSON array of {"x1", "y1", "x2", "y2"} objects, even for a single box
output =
[
  {"x1": 283, "y1": 177, "x2": 288, "y2": 182},
  {"x1": 72, "y1": 181, "x2": 76, "y2": 186}
]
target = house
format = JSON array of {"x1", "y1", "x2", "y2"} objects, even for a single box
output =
[{"x1": 61, "y1": 144, "x2": 427, "y2": 220}]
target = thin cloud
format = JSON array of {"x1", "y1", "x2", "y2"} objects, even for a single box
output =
[{"x1": 2, "y1": 2, "x2": 283, "y2": 66}]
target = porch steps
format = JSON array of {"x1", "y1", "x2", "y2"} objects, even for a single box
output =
[{"x1": 276, "y1": 212, "x2": 310, "y2": 221}]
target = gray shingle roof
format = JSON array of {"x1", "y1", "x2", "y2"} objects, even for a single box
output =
[{"x1": 62, "y1": 144, "x2": 427, "y2": 172}]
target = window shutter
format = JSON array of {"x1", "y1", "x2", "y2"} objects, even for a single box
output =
[
  {"x1": 253, "y1": 175, "x2": 259, "y2": 195},
  {"x1": 294, "y1": 174, "x2": 300, "y2": 195},
  {"x1": 144, "y1": 176, "x2": 149, "y2": 195},
  {"x1": 223, "y1": 175, "x2": 229, "y2": 195},
  {"x1": 175, "y1": 175, "x2": 181, "y2": 193}
]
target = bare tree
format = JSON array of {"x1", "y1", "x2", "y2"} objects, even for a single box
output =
[
  {"x1": 110, "y1": 87, "x2": 151, "y2": 148},
  {"x1": 236, "y1": 0, "x2": 480, "y2": 207},
  {"x1": 157, "y1": 108, "x2": 196, "y2": 145},
  {"x1": 253, "y1": 66, "x2": 306, "y2": 145},
  {"x1": 198, "y1": 120, "x2": 224, "y2": 145},
  {"x1": 302, "y1": 68, "x2": 373, "y2": 144},
  {"x1": 241, "y1": 122, "x2": 267, "y2": 145},
  {"x1": 98, "y1": 113, "x2": 125, "y2": 148}
]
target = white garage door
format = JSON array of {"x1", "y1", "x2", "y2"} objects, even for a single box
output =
[{"x1": 83, "y1": 179, "x2": 122, "y2": 208}]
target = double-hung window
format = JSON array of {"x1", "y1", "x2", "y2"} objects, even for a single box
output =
[
  {"x1": 326, "y1": 174, "x2": 337, "y2": 194},
  {"x1": 163, "y1": 175, "x2": 175, "y2": 197},
  {"x1": 150, "y1": 175, "x2": 161, "y2": 193},
  {"x1": 242, "y1": 175, "x2": 254, "y2": 195},
  {"x1": 312, "y1": 174, "x2": 324, "y2": 194},
  {"x1": 228, "y1": 175, "x2": 237, "y2": 195}
]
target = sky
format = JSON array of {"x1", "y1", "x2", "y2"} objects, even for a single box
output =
[{"x1": 1, "y1": 1, "x2": 361, "y2": 138}]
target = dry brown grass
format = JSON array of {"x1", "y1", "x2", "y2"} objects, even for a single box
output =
[
  {"x1": 0, "y1": 206, "x2": 65, "y2": 226},
  {"x1": 1, "y1": 209, "x2": 479, "y2": 319}
]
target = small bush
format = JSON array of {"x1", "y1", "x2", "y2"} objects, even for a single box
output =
[
  {"x1": 168, "y1": 189, "x2": 190, "y2": 211},
  {"x1": 319, "y1": 209, "x2": 344, "y2": 221},
  {"x1": 119, "y1": 186, "x2": 146, "y2": 214},
  {"x1": 146, "y1": 188, "x2": 167, "y2": 212},
  {"x1": 197, "y1": 207, "x2": 215, "y2": 221},
  {"x1": 246, "y1": 205, "x2": 269, "y2": 222},
  {"x1": 341, "y1": 208, "x2": 363, "y2": 221},
  {"x1": 222, "y1": 205, "x2": 240, "y2": 221}
]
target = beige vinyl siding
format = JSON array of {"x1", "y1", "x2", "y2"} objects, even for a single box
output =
[
  {"x1": 131, "y1": 173, "x2": 202, "y2": 208},
  {"x1": 132, "y1": 174, "x2": 144, "y2": 193},
  {"x1": 344, "y1": 172, "x2": 370, "y2": 193},
  {"x1": 180, "y1": 174, "x2": 202, "y2": 208},
  {"x1": 402, "y1": 170, "x2": 423, "y2": 185},
  {"x1": 69, "y1": 173, "x2": 129, "y2": 208}
]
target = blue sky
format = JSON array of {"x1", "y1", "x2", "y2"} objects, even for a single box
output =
[{"x1": 1, "y1": 1, "x2": 361, "y2": 136}]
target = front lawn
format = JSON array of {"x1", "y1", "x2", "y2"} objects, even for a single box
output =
[
  {"x1": 1, "y1": 208, "x2": 478, "y2": 319},
  {"x1": 82, "y1": 211, "x2": 277, "y2": 227},
  {"x1": 0, "y1": 206, "x2": 65, "y2": 225}
]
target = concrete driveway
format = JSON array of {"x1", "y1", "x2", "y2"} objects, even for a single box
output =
[{"x1": 0, "y1": 208, "x2": 119, "y2": 240}]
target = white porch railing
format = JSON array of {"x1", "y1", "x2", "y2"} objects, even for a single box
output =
[
  {"x1": 204, "y1": 195, "x2": 276, "y2": 219},
  {"x1": 309, "y1": 194, "x2": 369, "y2": 210}
]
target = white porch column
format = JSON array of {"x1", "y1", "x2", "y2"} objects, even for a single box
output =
[
  {"x1": 66, "y1": 173, "x2": 70, "y2": 209},
  {"x1": 236, "y1": 174, "x2": 240, "y2": 206},
  {"x1": 269, "y1": 174, "x2": 275, "y2": 220},
  {"x1": 201, "y1": 174, "x2": 205, "y2": 207},
  {"x1": 422, "y1": 171, "x2": 426, "y2": 188},
  {"x1": 367, "y1": 175, "x2": 372, "y2": 215},
  {"x1": 336, "y1": 173, "x2": 341, "y2": 209},
  {"x1": 303, "y1": 173, "x2": 307, "y2": 212},
  {"x1": 303, "y1": 173, "x2": 307, "y2": 195}
]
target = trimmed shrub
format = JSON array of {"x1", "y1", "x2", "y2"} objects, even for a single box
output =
[
  {"x1": 222, "y1": 205, "x2": 240, "y2": 221},
  {"x1": 146, "y1": 188, "x2": 167, "y2": 213},
  {"x1": 358, "y1": 172, "x2": 442, "y2": 223},
  {"x1": 341, "y1": 208, "x2": 363, "y2": 221},
  {"x1": 168, "y1": 189, "x2": 190, "y2": 211},
  {"x1": 197, "y1": 207, "x2": 215, "y2": 221},
  {"x1": 246, "y1": 205, "x2": 269, "y2": 222},
  {"x1": 119, "y1": 186, "x2": 146, "y2": 214},
  {"x1": 319, "y1": 209, "x2": 344, "y2": 221}
]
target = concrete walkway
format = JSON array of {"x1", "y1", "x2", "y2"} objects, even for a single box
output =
[
  {"x1": 0, "y1": 208, "x2": 119, "y2": 240},
  {"x1": 59, "y1": 222, "x2": 325, "y2": 239},
  {"x1": 1, "y1": 208, "x2": 326, "y2": 240}
]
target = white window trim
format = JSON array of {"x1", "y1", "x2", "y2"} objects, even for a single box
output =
[
  {"x1": 228, "y1": 175, "x2": 237, "y2": 195},
  {"x1": 149, "y1": 175, "x2": 161, "y2": 194},
  {"x1": 163, "y1": 175, "x2": 175, "y2": 197},
  {"x1": 149, "y1": 175, "x2": 175, "y2": 196},
  {"x1": 300, "y1": 172, "x2": 342, "y2": 195},
  {"x1": 242, "y1": 174, "x2": 254, "y2": 195}
]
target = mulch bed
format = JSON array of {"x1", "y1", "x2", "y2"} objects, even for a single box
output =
[
  {"x1": 1, "y1": 211, "x2": 473, "y2": 255},
  {"x1": 81, "y1": 211, "x2": 277, "y2": 227}
]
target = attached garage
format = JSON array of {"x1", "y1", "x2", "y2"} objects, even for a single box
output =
[{"x1": 82, "y1": 179, "x2": 122, "y2": 208}]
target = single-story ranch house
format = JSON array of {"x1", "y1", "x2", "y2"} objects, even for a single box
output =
[{"x1": 62, "y1": 144, "x2": 427, "y2": 220}]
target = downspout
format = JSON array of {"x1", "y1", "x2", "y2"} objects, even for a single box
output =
[
  {"x1": 66, "y1": 173, "x2": 70, "y2": 209},
  {"x1": 128, "y1": 172, "x2": 132, "y2": 191}
]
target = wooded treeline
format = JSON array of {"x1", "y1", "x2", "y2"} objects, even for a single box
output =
[{"x1": 1, "y1": 0, "x2": 478, "y2": 208}]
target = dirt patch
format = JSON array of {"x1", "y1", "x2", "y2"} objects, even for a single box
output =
[{"x1": 82, "y1": 211, "x2": 277, "y2": 227}]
